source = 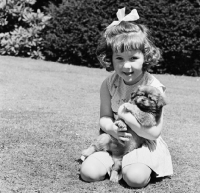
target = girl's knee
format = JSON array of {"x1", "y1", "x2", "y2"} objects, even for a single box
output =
[
  {"x1": 80, "y1": 156, "x2": 107, "y2": 182},
  {"x1": 122, "y1": 164, "x2": 151, "y2": 188}
]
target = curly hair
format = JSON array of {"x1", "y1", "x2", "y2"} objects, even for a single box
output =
[{"x1": 96, "y1": 21, "x2": 161, "y2": 72}]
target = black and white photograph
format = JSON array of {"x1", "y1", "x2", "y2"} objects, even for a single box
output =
[{"x1": 0, "y1": 0, "x2": 200, "y2": 192}]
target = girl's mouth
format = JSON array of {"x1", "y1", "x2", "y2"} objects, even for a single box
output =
[{"x1": 123, "y1": 72, "x2": 134, "y2": 76}]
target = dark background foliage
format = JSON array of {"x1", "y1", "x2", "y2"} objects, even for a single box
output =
[
  {"x1": 1, "y1": 0, "x2": 200, "y2": 76},
  {"x1": 40, "y1": 0, "x2": 200, "y2": 76},
  {"x1": 41, "y1": 0, "x2": 106, "y2": 67},
  {"x1": 31, "y1": 0, "x2": 63, "y2": 11}
]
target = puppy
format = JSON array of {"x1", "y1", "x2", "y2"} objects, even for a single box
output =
[{"x1": 81, "y1": 85, "x2": 166, "y2": 182}]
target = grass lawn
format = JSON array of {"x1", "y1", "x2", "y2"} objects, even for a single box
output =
[{"x1": 0, "y1": 55, "x2": 200, "y2": 193}]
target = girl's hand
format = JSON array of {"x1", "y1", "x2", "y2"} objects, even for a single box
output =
[
  {"x1": 109, "y1": 120, "x2": 132, "y2": 143},
  {"x1": 114, "y1": 119, "x2": 132, "y2": 142}
]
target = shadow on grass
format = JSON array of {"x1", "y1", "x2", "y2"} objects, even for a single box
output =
[
  {"x1": 76, "y1": 158, "x2": 83, "y2": 165},
  {"x1": 118, "y1": 173, "x2": 172, "y2": 189},
  {"x1": 150, "y1": 175, "x2": 171, "y2": 185}
]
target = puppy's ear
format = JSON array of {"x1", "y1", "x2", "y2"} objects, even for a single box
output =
[{"x1": 157, "y1": 95, "x2": 167, "y2": 108}]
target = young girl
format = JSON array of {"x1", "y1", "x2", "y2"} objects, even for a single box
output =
[{"x1": 80, "y1": 7, "x2": 173, "y2": 188}]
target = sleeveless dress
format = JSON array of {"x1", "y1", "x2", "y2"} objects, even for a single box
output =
[{"x1": 91, "y1": 72, "x2": 173, "y2": 178}]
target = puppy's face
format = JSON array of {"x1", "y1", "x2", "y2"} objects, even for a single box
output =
[{"x1": 130, "y1": 85, "x2": 166, "y2": 112}]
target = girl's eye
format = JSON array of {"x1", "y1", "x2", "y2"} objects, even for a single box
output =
[
  {"x1": 116, "y1": 57, "x2": 123, "y2": 60},
  {"x1": 130, "y1": 57, "x2": 137, "y2": 61}
]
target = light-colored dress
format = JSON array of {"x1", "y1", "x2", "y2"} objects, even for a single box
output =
[{"x1": 92, "y1": 72, "x2": 173, "y2": 178}]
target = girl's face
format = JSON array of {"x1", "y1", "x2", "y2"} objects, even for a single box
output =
[{"x1": 112, "y1": 50, "x2": 144, "y2": 85}]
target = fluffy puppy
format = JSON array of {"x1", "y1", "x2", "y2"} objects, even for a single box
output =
[{"x1": 81, "y1": 85, "x2": 166, "y2": 182}]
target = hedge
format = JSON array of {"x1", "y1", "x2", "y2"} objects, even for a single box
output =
[
  {"x1": 1, "y1": 0, "x2": 200, "y2": 76},
  {"x1": 41, "y1": 0, "x2": 200, "y2": 76}
]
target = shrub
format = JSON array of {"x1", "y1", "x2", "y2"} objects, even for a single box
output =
[
  {"x1": 31, "y1": 0, "x2": 63, "y2": 12},
  {"x1": 0, "y1": 0, "x2": 51, "y2": 59},
  {"x1": 41, "y1": 0, "x2": 104, "y2": 67},
  {"x1": 42, "y1": 0, "x2": 200, "y2": 76},
  {"x1": 138, "y1": 0, "x2": 200, "y2": 76}
]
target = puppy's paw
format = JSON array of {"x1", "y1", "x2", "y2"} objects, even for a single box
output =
[
  {"x1": 115, "y1": 120, "x2": 127, "y2": 131},
  {"x1": 110, "y1": 170, "x2": 120, "y2": 182}
]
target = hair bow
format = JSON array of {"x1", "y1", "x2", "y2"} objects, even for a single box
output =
[{"x1": 107, "y1": 7, "x2": 139, "y2": 28}]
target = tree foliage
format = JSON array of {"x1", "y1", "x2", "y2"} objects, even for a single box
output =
[
  {"x1": 139, "y1": 0, "x2": 200, "y2": 76},
  {"x1": 41, "y1": 0, "x2": 200, "y2": 76},
  {"x1": 1, "y1": 0, "x2": 200, "y2": 76},
  {"x1": 31, "y1": 0, "x2": 62, "y2": 12},
  {"x1": 0, "y1": 0, "x2": 51, "y2": 59},
  {"x1": 41, "y1": 0, "x2": 105, "y2": 66}
]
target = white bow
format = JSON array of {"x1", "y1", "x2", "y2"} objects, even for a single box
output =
[{"x1": 107, "y1": 7, "x2": 139, "y2": 28}]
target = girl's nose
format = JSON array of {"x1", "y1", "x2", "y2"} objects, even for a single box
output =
[{"x1": 123, "y1": 61, "x2": 132, "y2": 69}]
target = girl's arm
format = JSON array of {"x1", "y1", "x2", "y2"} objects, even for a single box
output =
[
  {"x1": 99, "y1": 79, "x2": 132, "y2": 141},
  {"x1": 117, "y1": 103, "x2": 163, "y2": 140}
]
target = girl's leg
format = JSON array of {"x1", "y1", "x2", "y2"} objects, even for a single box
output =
[
  {"x1": 80, "y1": 152, "x2": 113, "y2": 182},
  {"x1": 122, "y1": 163, "x2": 152, "y2": 188}
]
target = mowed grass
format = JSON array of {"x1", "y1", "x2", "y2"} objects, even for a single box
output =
[{"x1": 0, "y1": 55, "x2": 200, "y2": 193}]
